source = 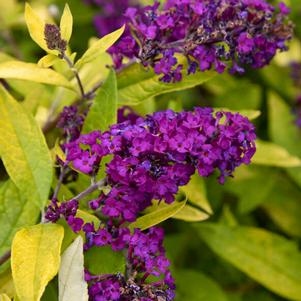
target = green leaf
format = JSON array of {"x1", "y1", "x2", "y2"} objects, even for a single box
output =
[
  {"x1": 11, "y1": 224, "x2": 64, "y2": 301},
  {"x1": 60, "y1": 4, "x2": 73, "y2": 43},
  {"x1": 175, "y1": 269, "x2": 227, "y2": 301},
  {"x1": 225, "y1": 166, "x2": 277, "y2": 214},
  {"x1": 196, "y1": 223, "x2": 301, "y2": 300},
  {"x1": 172, "y1": 205, "x2": 209, "y2": 222},
  {"x1": 129, "y1": 200, "x2": 186, "y2": 231},
  {"x1": 0, "y1": 61, "x2": 75, "y2": 91},
  {"x1": 268, "y1": 92, "x2": 301, "y2": 187},
  {"x1": 0, "y1": 181, "x2": 39, "y2": 267},
  {"x1": 59, "y1": 236, "x2": 88, "y2": 301},
  {"x1": 180, "y1": 173, "x2": 212, "y2": 214},
  {"x1": 24, "y1": 3, "x2": 56, "y2": 54},
  {"x1": 262, "y1": 175, "x2": 301, "y2": 238},
  {"x1": 84, "y1": 246, "x2": 125, "y2": 275},
  {"x1": 0, "y1": 87, "x2": 52, "y2": 207},
  {"x1": 75, "y1": 26, "x2": 125, "y2": 69},
  {"x1": 117, "y1": 62, "x2": 215, "y2": 105},
  {"x1": 82, "y1": 69, "x2": 117, "y2": 133},
  {"x1": 252, "y1": 140, "x2": 301, "y2": 167}
]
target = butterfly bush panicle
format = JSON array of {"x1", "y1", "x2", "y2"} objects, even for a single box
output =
[
  {"x1": 62, "y1": 108, "x2": 256, "y2": 222},
  {"x1": 108, "y1": 0, "x2": 293, "y2": 82},
  {"x1": 46, "y1": 108, "x2": 256, "y2": 301}
]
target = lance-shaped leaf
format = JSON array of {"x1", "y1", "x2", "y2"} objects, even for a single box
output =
[
  {"x1": 268, "y1": 92, "x2": 301, "y2": 187},
  {"x1": 75, "y1": 25, "x2": 125, "y2": 69},
  {"x1": 0, "y1": 61, "x2": 75, "y2": 91},
  {"x1": 11, "y1": 224, "x2": 64, "y2": 301},
  {"x1": 0, "y1": 86, "x2": 52, "y2": 207},
  {"x1": 181, "y1": 173, "x2": 212, "y2": 214},
  {"x1": 117, "y1": 62, "x2": 215, "y2": 105},
  {"x1": 129, "y1": 200, "x2": 186, "y2": 231},
  {"x1": 60, "y1": 4, "x2": 73, "y2": 43},
  {"x1": 252, "y1": 140, "x2": 301, "y2": 167},
  {"x1": 24, "y1": 3, "x2": 56, "y2": 54},
  {"x1": 173, "y1": 205, "x2": 209, "y2": 222},
  {"x1": 82, "y1": 69, "x2": 117, "y2": 133},
  {"x1": 0, "y1": 181, "x2": 40, "y2": 268},
  {"x1": 196, "y1": 223, "x2": 301, "y2": 300},
  {"x1": 59, "y1": 236, "x2": 88, "y2": 301}
]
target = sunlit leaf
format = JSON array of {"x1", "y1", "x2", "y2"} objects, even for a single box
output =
[
  {"x1": 0, "y1": 61, "x2": 75, "y2": 91},
  {"x1": 38, "y1": 54, "x2": 60, "y2": 68},
  {"x1": 60, "y1": 4, "x2": 73, "y2": 43},
  {"x1": 252, "y1": 140, "x2": 301, "y2": 167},
  {"x1": 0, "y1": 86, "x2": 52, "y2": 207},
  {"x1": 12, "y1": 224, "x2": 64, "y2": 301},
  {"x1": 75, "y1": 26, "x2": 125, "y2": 69},
  {"x1": 59, "y1": 236, "x2": 88, "y2": 301},
  {"x1": 129, "y1": 200, "x2": 186, "y2": 231},
  {"x1": 24, "y1": 3, "x2": 56, "y2": 54}
]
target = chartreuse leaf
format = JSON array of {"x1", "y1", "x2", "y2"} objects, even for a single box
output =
[
  {"x1": 60, "y1": 4, "x2": 73, "y2": 43},
  {"x1": 0, "y1": 86, "x2": 52, "y2": 207},
  {"x1": 11, "y1": 224, "x2": 64, "y2": 301},
  {"x1": 82, "y1": 69, "x2": 117, "y2": 133},
  {"x1": 117, "y1": 62, "x2": 215, "y2": 105},
  {"x1": 268, "y1": 92, "x2": 301, "y2": 187},
  {"x1": 24, "y1": 3, "x2": 56, "y2": 54},
  {"x1": 129, "y1": 200, "x2": 186, "y2": 231},
  {"x1": 175, "y1": 269, "x2": 227, "y2": 301},
  {"x1": 196, "y1": 223, "x2": 301, "y2": 300},
  {"x1": 181, "y1": 173, "x2": 212, "y2": 214},
  {"x1": 0, "y1": 294, "x2": 10, "y2": 301},
  {"x1": 0, "y1": 61, "x2": 75, "y2": 91},
  {"x1": 85, "y1": 246, "x2": 125, "y2": 276},
  {"x1": 59, "y1": 236, "x2": 88, "y2": 301},
  {"x1": 172, "y1": 205, "x2": 209, "y2": 222},
  {"x1": 252, "y1": 140, "x2": 301, "y2": 167},
  {"x1": 38, "y1": 54, "x2": 60, "y2": 68},
  {"x1": 0, "y1": 181, "x2": 40, "y2": 269},
  {"x1": 75, "y1": 25, "x2": 125, "y2": 69}
]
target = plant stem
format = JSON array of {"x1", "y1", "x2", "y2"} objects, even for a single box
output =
[
  {"x1": 0, "y1": 251, "x2": 11, "y2": 266},
  {"x1": 62, "y1": 53, "x2": 87, "y2": 100},
  {"x1": 71, "y1": 178, "x2": 107, "y2": 202}
]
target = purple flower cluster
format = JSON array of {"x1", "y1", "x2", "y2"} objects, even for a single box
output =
[
  {"x1": 64, "y1": 108, "x2": 256, "y2": 223},
  {"x1": 47, "y1": 107, "x2": 256, "y2": 301},
  {"x1": 45, "y1": 199, "x2": 84, "y2": 232},
  {"x1": 84, "y1": 0, "x2": 140, "y2": 37},
  {"x1": 110, "y1": 0, "x2": 293, "y2": 82},
  {"x1": 85, "y1": 227, "x2": 175, "y2": 301},
  {"x1": 57, "y1": 105, "x2": 84, "y2": 141}
]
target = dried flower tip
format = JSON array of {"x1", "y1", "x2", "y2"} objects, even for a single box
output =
[{"x1": 44, "y1": 23, "x2": 67, "y2": 53}]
